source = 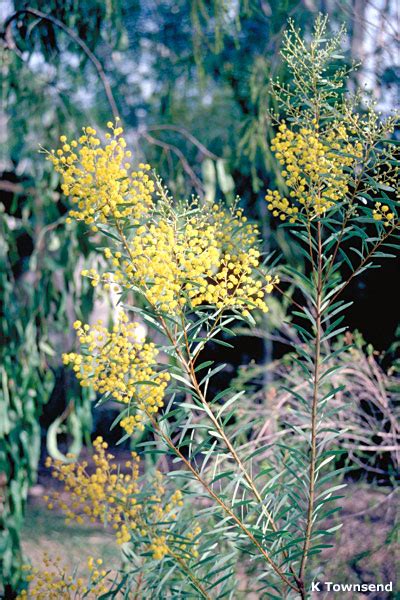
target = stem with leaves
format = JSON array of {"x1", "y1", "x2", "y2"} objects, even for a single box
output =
[
  {"x1": 159, "y1": 315, "x2": 301, "y2": 592},
  {"x1": 299, "y1": 222, "x2": 323, "y2": 589},
  {"x1": 112, "y1": 215, "x2": 300, "y2": 594},
  {"x1": 179, "y1": 315, "x2": 304, "y2": 591},
  {"x1": 146, "y1": 412, "x2": 298, "y2": 592}
]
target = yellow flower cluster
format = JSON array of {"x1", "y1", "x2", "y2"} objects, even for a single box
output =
[
  {"x1": 45, "y1": 437, "x2": 140, "y2": 543},
  {"x1": 143, "y1": 473, "x2": 200, "y2": 560},
  {"x1": 187, "y1": 249, "x2": 276, "y2": 318},
  {"x1": 48, "y1": 123, "x2": 278, "y2": 317},
  {"x1": 264, "y1": 190, "x2": 299, "y2": 223},
  {"x1": 62, "y1": 312, "x2": 169, "y2": 433},
  {"x1": 210, "y1": 205, "x2": 257, "y2": 251},
  {"x1": 149, "y1": 536, "x2": 169, "y2": 561},
  {"x1": 81, "y1": 268, "x2": 100, "y2": 287},
  {"x1": 118, "y1": 217, "x2": 220, "y2": 313},
  {"x1": 372, "y1": 202, "x2": 396, "y2": 226},
  {"x1": 208, "y1": 205, "x2": 279, "y2": 316},
  {"x1": 266, "y1": 121, "x2": 363, "y2": 219},
  {"x1": 16, "y1": 553, "x2": 107, "y2": 599},
  {"x1": 45, "y1": 438, "x2": 200, "y2": 561},
  {"x1": 98, "y1": 207, "x2": 278, "y2": 316},
  {"x1": 47, "y1": 120, "x2": 154, "y2": 229},
  {"x1": 173, "y1": 524, "x2": 202, "y2": 560}
]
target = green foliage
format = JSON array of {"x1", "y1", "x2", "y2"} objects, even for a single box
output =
[
  {"x1": 44, "y1": 18, "x2": 397, "y2": 598},
  {"x1": 25, "y1": 19, "x2": 398, "y2": 595},
  {"x1": 1, "y1": 3, "x2": 399, "y2": 598},
  {"x1": 0, "y1": 209, "x2": 55, "y2": 593}
]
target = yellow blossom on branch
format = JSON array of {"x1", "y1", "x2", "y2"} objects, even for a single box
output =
[
  {"x1": 98, "y1": 205, "x2": 278, "y2": 317},
  {"x1": 266, "y1": 121, "x2": 363, "y2": 220},
  {"x1": 47, "y1": 120, "x2": 154, "y2": 229},
  {"x1": 44, "y1": 438, "x2": 201, "y2": 559},
  {"x1": 45, "y1": 438, "x2": 141, "y2": 542},
  {"x1": 62, "y1": 312, "x2": 169, "y2": 433},
  {"x1": 16, "y1": 553, "x2": 108, "y2": 599},
  {"x1": 119, "y1": 217, "x2": 221, "y2": 313},
  {"x1": 48, "y1": 124, "x2": 279, "y2": 317}
]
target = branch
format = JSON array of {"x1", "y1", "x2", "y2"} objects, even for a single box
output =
[
  {"x1": 2, "y1": 7, "x2": 119, "y2": 119},
  {"x1": 147, "y1": 124, "x2": 221, "y2": 160},
  {"x1": 141, "y1": 132, "x2": 204, "y2": 194},
  {"x1": 298, "y1": 220, "x2": 323, "y2": 590},
  {"x1": 146, "y1": 411, "x2": 298, "y2": 592},
  {"x1": 326, "y1": 225, "x2": 397, "y2": 308}
]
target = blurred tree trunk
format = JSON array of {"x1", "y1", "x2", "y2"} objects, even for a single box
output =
[{"x1": 351, "y1": 0, "x2": 366, "y2": 68}]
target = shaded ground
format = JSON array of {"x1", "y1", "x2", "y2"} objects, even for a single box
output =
[
  {"x1": 312, "y1": 485, "x2": 399, "y2": 599},
  {"x1": 22, "y1": 467, "x2": 398, "y2": 599},
  {"x1": 22, "y1": 492, "x2": 120, "y2": 578},
  {"x1": 22, "y1": 450, "x2": 127, "y2": 582}
]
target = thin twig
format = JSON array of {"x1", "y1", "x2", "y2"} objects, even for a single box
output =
[
  {"x1": 146, "y1": 412, "x2": 298, "y2": 591},
  {"x1": 147, "y1": 124, "x2": 221, "y2": 160},
  {"x1": 2, "y1": 7, "x2": 119, "y2": 119},
  {"x1": 141, "y1": 132, "x2": 204, "y2": 194},
  {"x1": 327, "y1": 225, "x2": 396, "y2": 307},
  {"x1": 169, "y1": 551, "x2": 212, "y2": 600}
]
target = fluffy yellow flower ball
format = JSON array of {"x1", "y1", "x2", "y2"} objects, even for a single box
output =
[
  {"x1": 47, "y1": 120, "x2": 154, "y2": 227},
  {"x1": 266, "y1": 121, "x2": 363, "y2": 220},
  {"x1": 63, "y1": 311, "x2": 169, "y2": 433},
  {"x1": 45, "y1": 439, "x2": 201, "y2": 558}
]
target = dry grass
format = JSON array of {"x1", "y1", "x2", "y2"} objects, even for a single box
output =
[{"x1": 314, "y1": 484, "x2": 399, "y2": 599}]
